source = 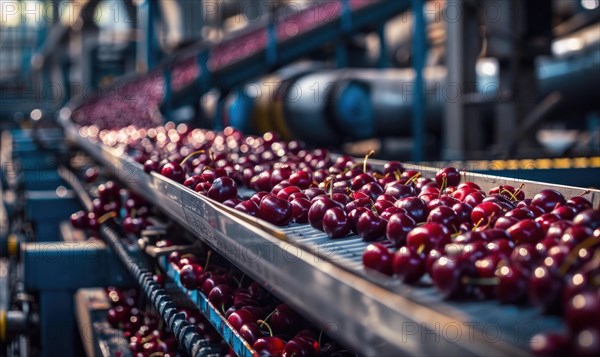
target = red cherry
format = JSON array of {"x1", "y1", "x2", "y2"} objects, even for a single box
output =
[
  {"x1": 386, "y1": 212, "x2": 416, "y2": 248},
  {"x1": 322, "y1": 206, "x2": 351, "y2": 238},
  {"x1": 356, "y1": 210, "x2": 387, "y2": 241},
  {"x1": 258, "y1": 195, "x2": 293, "y2": 226},
  {"x1": 393, "y1": 247, "x2": 426, "y2": 283},
  {"x1": 362, "y1": 243, "x2": 393, "y2": 276}
]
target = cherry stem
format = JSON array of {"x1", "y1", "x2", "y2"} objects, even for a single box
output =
[
  {"x1": 462, "y1": 277, "x2": 499, "y2": 286},
  {"x1": 97, "y1": 211, "x2": 118, "y2": 224},
  {"x1": 471, "y1": 217, "x2": 485, "y2": 231},
  {"x1": 148, "y1": 352, "x2": 164, "y2": 357},
  {"x1": 257, "y1": 319, "x2": 273, "y2": 337},
  {"x1": 179, "y1": 149, "x2": 205, "y2": 166},
  {"x1": 141, "y1": 334, "x2": 156, "y2": 344},
  {"x1": 559, "y1": 235, "x2": 600, "y2": 276},
  {"x1": 221, "y1": 303, "x2": 227, "y2": 315},
  {"x1": 326, "y1": 175, "x2": 335, "y2": 198},
  {"x1": 363, "y1": 150, "x2": 375, "y2": 174},
  {"x1": 579, "y1": 189, "x2": 591, "y2": 197},
  {"x1": 204, "y1": 250, "x2": 212, "y2": 271},
  {"x1": 500, "y1": 188, "x2": 519, "y2": 202},
  {"x1": 417, "y1": 244, "x2": 425, "y2": 255},
  {"x1": 318, "y1": 328, "x2": 324, "y2": 349},
  {"x1": 513, "y1": 183, "x2": 525, "y2": 197},
  {"x1": 404, "y1": 172, "x2": 421, "y2": 186},
  {"x1": 393, "y1": 170, "x2": 401, "y2": 181},
  {"x1": 440, "y1": 175, "x2": 447, "y2": 193}
]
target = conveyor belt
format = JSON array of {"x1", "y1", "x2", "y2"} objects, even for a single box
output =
[
  {"x1": 68, "y1": 0, "x2": 411, "y2": 128},
  {"x1": 62, "y1": 121, "x2": 600, "y2": 356}
]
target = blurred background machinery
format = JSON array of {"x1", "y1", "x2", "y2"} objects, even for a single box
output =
[{"x1": 0, "y1": 0, "x2": 597, "y2": 162}]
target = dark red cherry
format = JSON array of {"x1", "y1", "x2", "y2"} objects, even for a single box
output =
[
  {"x1": 385, "y1": 213, "x2": 416, "y2": 248},
  {"x1": 395, "y1": 197, "x2": 428, "y2": 223},
  {"x1": 531, "y1": 189, "x2": 566, "y2": 213},
  {"x1": 393, "y1": 247, "x2": 426, "y2": 283},
  {"x1": 435, "y1": 167, "x2": 461, "y2": 188},
  {"x1": 161, "y1": 162, "x2": 185, "y2": 183},
  {"x1": 362, "y1": 243, "x2": 393, "y2": 276},
  {"x1": 258, "y1": 195, "x2": 293, "y2": 226},
  {"x1": 322, "y1": 207, "x2": 351, "y2": 238},
  {"x1": 356, "y1": 210, "x2": 387, "y2": 241}
]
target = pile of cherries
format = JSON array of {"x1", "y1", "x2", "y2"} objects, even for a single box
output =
[
  {"x1": 70, "y1": 180, "x2": 151, "y2": 236},
  {"x1": 359, "y1": 179, "x2": 600, "y2": 357},
  {"x1": 168, "y1": 251, "x2": 353, "y2": 357},
  {"x1": 105, "y1": 286, "x2": 231, "y2": 357}
]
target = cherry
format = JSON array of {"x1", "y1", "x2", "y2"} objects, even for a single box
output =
[
  {"x1": 308, "y1": 197, "x2": 342, "y2": 230},
  {"x1": 534, "y1": 213, "x2": 561, "y2": 232},
  {"x1": 322, "y1": 207, "x2": 351, "y2": 238},
  {"x1": 373, "y1": 199, "x2": 394, "y2": 214},
  {"x1": 435, "y1": 167, "x2": 461, "y2": 188},
  {"x1": 573, "y1": 209, "x2": 600, "y2": 230},
  {"x1": 452, "y1": 202, "x2": 473, "y2": 224},
  {"x1": 427, "y1": 206, "x2": 459, "y2": 232},
  {"x1": 348, "y1": 207, "x2": 369, "y2": 234},
  {"x1": 240, "y1": 323, "x2": 264, "y2": 345},
  {"x1": 269, "y1": 304, "x2": 303, "y2": 335},
  {"x1": 380, "y1": 206, "x2": 406, "y2": 221},
  {"x1": 474, "y1": 254, "x2": 502, "y2": 299},
  {"x1": 505, "y1": 207, "x2": 535, "y2": 220},
  {"x1": 358, "y1": 182, "x2": 384, "y2": 201},
  {"x1": 253, "y1": 336, "x2": 286, "y2": 357},
  {"x1": 430, "y1": 256, "x2": 476, "y2": 299},
  {"x1": 393, "y1": 247, "x2": 426, "y2": 283},
  {"x1": 356, "y1": 210, "x2": 387, "y2": 241},
  {"x1": 507, "y1": 219, "x2": 544, "y2": 244},
  {"x1": 385, "y1": 212, "x2": 416, "y2": 247},
  {"x1": 179, "y1": 263, "x2": 204, "y2": 290},
  {"x1": 227, "y1": 307, "x2": 258, "y2": 332},
  {"x1": 283, "y1": 336, "x2": 320, "y2": 357},
  {"x1": 494, "y1": 216, "x2": 519, "y2": 230},
  {"x1": 144, "y1": 159, "x2": 159, "y2": 173},
  {"x1": 251, "y1": 192, "x2": 271, "y2": 205},
  {"x1": 531, "y1": 189, "x2": 566, "y2": 213},
  {"x1": 277, "y1": 186, "x2": 303, "y2": 202},
  {"x1": 529, "y1": 332, "x2": 569, "y2": 357},
  {"x1": 546, "y1": 220, "x2": 573, "y2": 240},
  {"x1": 344, "y1": 196, "x2": 373, "y2": 213},
  {"x1": 495, "y1": 262, "x2": 528, "y2": 304},
  {"x1": 385, "y1": 182, "x2": 416, "y2": 200},
  {"x1": 290, "y1": 198, "x2": 311, "y2": 223},
  {"x1": 208, "y1": 284, "x2": 233, "y2": 310},
  {"x1": 566, "y1": 195, "x2": 593, "y2": 213},
  {"x1": 160, "y1": 162, "x2": 185, "y2": 183},
  {"x1": 383, "y1": 161, "x2": 405, "y2": 176},
  {"x1": 395, "y1": 197, "x2": 428, "y2": 223},
  {"x1": 560, "y1": 225, "x2": 594, "y2": 248},
  {"x1": 406, "y1": 222, "x2": 450, "y2": 253},
  {"x1": 351, "y1": 173, "x2": 376, "y2": 191},
  {"x1": 184, "y1": 175, "x2": 202, "y2": 189},
  {"x1": 304, "y1": 188, "x2": 326, "y2": 201},
  {"x1": 572, "y1": 328, "x2": 600, "y2": 357},
  {"x1": 200, "y1": 275, "x2": 228, "y2": 295},
  {"x1": 551, "y1": 205, "x2": 577, "y2": 220},
  {"x1": 70, "y1": 210, "x2": 87, "y2": 229},
  {"x1": 235, "y1": 200, "x2": 259, "y2": 217},
  {"x1": 471, "y1": 201, "x2": 504, "y2": 227},
  {"x1": 528, "y1": 265, "x2": 564, "y2": 313},
  {"x1": 362, "y1": 243, "x2": 393, "y2": 276},
  {"x1": 510, "y1": 243, "x2": 542, "y2": 274},
  {"x1": 489, "y1": 184, "x2": 525, "y2": 202},
  {"x1": 288, "y1": 170, "x2": 312, "y2": 189},
  {"x1": 259, "y1": 195, "x2": 293, "y2": 226},
  {"x1": 565, "y1": 292, "x2": 600, "y2": 332},
  {"x1": 464, "y1": 191, "x2": 486, "y2": 207},
  {"x1": 206, "y1": 177, "x2": 237, "y2": 203}
]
